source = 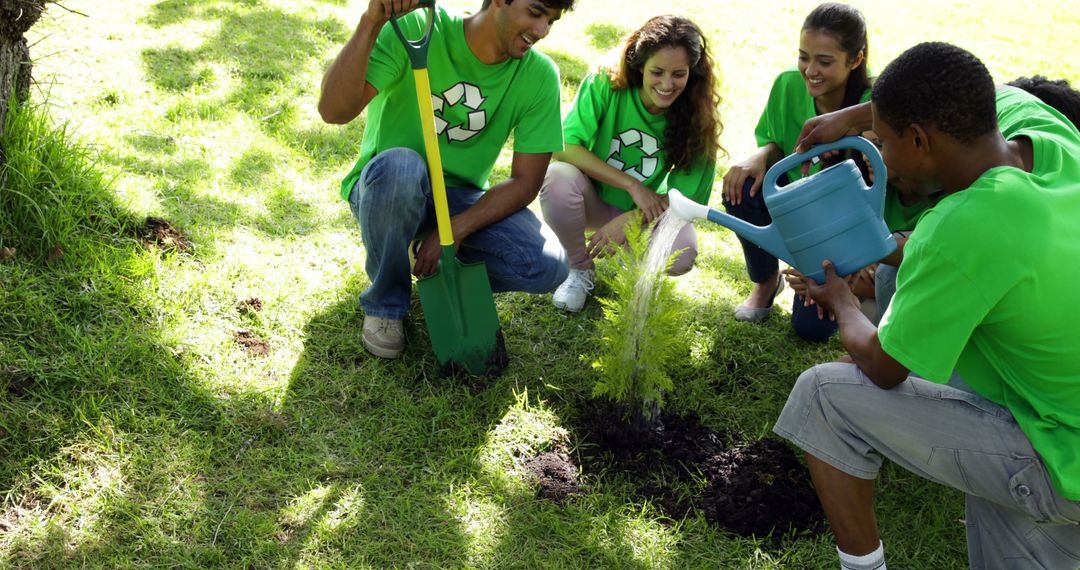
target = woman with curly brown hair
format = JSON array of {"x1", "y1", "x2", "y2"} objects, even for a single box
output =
[{"x1": 539, "y1": 15, "x2": 723, "y2": 312}]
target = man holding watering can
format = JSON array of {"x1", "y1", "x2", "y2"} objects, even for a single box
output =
[
  {"x1": 319, "y1": 0, "x2": 573, "y2": 361},
  {"x1": 775, "y1": 42, "x2": 1080, "y2": 570}
]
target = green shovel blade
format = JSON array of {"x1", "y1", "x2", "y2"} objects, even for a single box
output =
[{"x1": 417, "y1": 246, "x2": 506, "y2": 376}]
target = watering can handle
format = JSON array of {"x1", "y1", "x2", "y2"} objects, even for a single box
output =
[
  {"x1": 762, "y1": 135, "x2": 888, "y2": 217},
  {"x1": 388, "y1": 0, "x2": 436, "y2": 70}
]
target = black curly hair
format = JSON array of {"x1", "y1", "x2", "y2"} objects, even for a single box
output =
[
  {"x1": 1007, "y1": 75, "x2": 1080, "y2": 128},
  {"x1": 481, "y1": 0, "x2": 575, "y2": 11},
  {"x1": 872, "y1": 42, "x2": 997, "y2": 143}
]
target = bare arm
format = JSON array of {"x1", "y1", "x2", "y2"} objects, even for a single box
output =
[
  {"x1": 721, "y1": 142, "x2": 783, "y2": 205},
  {"x1": 411, "y1": 152, "x2": 553, "y2": 276},
  {"x1": 318, "y1": 0, "x2": 419, "y2": 124},
  {"x1": 554, "y1": 144, "x2": 666, "y2": 222},
  {"x1": 794, "y1": 101, "x2": 874, "y2": 155},
  {"x1": 454, "y1": 151, "x2": 551, "y2": 239},
  {"x1": 798, "y1": 261, "x2": 910, "y2": 388}
]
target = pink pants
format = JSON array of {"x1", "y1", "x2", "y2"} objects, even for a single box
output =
[{"x1": 539, "y1": 161, "x2": 698, "y2": 275}]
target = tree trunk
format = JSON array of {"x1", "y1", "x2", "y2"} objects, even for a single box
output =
[{"x1": 1, "y1": 0, "x2": 44, "y2": 138}]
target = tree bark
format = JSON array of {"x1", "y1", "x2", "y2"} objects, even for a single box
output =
[{"x1": 1, "y1": 0, "x2": 44, "y2": 137}]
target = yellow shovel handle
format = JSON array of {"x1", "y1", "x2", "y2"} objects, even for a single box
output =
[{"x1": 412, "y1": 68, "x2": 454, "y2": 247}]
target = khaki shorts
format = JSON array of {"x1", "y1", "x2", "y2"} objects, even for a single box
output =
[{"x1": 774, "y1": 362, "x2": 1080, "y2": 569}]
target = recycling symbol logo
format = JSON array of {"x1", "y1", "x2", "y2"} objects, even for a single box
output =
[
  {"x1": 431, "y1": 82, "x2": 488, "y2": 143},
  {"x1": 606, "y1": 129, "x2": 660, "y2": 181}
]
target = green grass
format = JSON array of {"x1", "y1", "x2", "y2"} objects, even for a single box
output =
[{"x1": 2, "y1": 0, "x2": 1077, "y2": 567}]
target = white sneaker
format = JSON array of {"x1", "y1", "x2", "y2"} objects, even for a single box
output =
[
  {"x1": 362, "y1": 315, "x2": 404, "y2": 359},
  {"x1": 552, "y1": 268, "x2": 595, "y2": 312}
]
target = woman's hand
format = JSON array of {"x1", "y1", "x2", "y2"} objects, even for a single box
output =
[
  {"x1": 722, "y1": 149, "x2": 768, "y2": 206},
  {"x1": 586, "y1": 213, "x2": 633, "y2": 259},
  {"x1": 627, "y1": 181, "x2": 667, "y2": 223}
]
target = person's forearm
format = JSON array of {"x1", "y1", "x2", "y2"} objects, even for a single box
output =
[
  {"x1": 318, "y1": 14, "x2": 383, "y2": 124},
  {"x1": 841, "y1": 102, "x2": 874, "y2": 134},
  {"x1": 554, "y1": 144, "x2": 644, "y2": 194},
  {"x1": 449, "y1": 159, "x2": 549, "y2": 241},
  {"x1": 760, "y1": 142, "x2": 785, "y2": 169},
  {"x1": 833, "y1": 301, "x2": 908, "y2": 388}
]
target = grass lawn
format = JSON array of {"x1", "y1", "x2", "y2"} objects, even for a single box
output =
[{"x1": 2, "y1": 0, "x2": 1077, "y2": 567}]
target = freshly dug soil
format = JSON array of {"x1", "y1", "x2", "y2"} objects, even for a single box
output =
[
  {"x1": 133, "y1": 217, "x2": 191, "y2": 252},
  {"x1": 575, "y1": 399, "x2": 823, "y2": 538},
  {"x1": 520, "y1": 451, "x2": 580, "y2": 502},
  {"x1": 237, "y1": 297, "x2": 264, "y2": 315},
  {"x1": 699, "y1": 438, "x2": 825, "y2": 537},
  {"x1": 233, "y1": 330, "x2": 270, "y2": 356}
]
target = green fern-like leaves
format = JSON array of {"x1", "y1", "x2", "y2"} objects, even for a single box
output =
[{"x1": 592, "y1": 213, "x2": 687, "y2": 420}]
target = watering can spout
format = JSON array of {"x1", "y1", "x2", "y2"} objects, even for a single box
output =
[{"x1": 667, "y1": 189, "x2": 795, "y2": 265}]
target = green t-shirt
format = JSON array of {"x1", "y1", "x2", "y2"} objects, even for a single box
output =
[
  {"x1": 755, "y1": 69, "x2": 924, "y2": 232},
  {"x1": 339, "y1": 7, "x2": 564, "y2": 199},
  {"x1": 878, "y1": 87, "x2": 1080, "y2": 499},
  {"x1": 562, "y1": 72, "x2": 716, "y2": 211}
]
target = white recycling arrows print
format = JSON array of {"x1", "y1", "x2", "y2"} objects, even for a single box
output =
[
  {"x1": 606, "y1": 129, "x2": 660, "y2": 181},
  {"x1": 431, "y1": 82, "x2": 488, "y2": 143}
]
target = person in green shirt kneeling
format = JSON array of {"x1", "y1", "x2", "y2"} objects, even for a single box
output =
[
  {"x1": 776, "y1": 42, "x2": 1080, "y2": 570},
  {"x1": 538, "y1": 15, "x2": 722, "y2": 312},
  {"x1": 318, "y1": 0, "x2": 575, "y2": 359}
]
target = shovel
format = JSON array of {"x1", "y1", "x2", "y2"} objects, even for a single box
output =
[{"x1": 389, "y1": 0, "x2": 506, "y2": 376}]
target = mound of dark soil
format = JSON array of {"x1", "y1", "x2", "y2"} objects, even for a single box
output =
[
  {"x1": 237, "y1": 297, "x2": 264, "y2": 315},
  {"x1": 699, "y1": 438, "x2": 824, "y2": 537},
  {"x1": 574, "y1": 399, "x2": 823, "y2": 538},
  {"x1": 520, "y1": 451, "x2": 580, "y2": 502},
  {"x1": 133, "y1": 217, "x2": 191, "y2": 252}
]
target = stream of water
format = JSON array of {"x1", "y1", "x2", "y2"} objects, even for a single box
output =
[{"x1": 620, "y1": 210, "x2": 689, "y2": 373}]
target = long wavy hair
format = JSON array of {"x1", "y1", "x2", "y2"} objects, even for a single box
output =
[{"x1": 607, "y1": 15, "x2": 724, "y2": 172}]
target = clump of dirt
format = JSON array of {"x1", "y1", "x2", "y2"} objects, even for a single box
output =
[
  {"x1": 574, "y1": 400, "x2": 823, "y2": 538},
  {"x1": 1, "y1": 365, "x2": 35, "y2": 398},
  {"x1": 46, "y1": 244, "x2": 64, "y2": 264},
  {"x1": 576, "y1": 400, "x2": 726, "y2": 471},
  {"x1": 237, "y1": 297, "x2": 264, "y2": 315},
  {"x1": 520, "y1": 451, "x2": 580, "y2": 502},
  {"x1": 699, "y1": 438, "x2": 825, "y2": 537},
  {"x1": 233, "y1": 330, "x2": 270, "y2": 356},
  {"x1": 133, "y1": 217, "x2": 191, "y2": 252}
]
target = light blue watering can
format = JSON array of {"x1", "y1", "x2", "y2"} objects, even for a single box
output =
[{"x1": 669, "y1": 136, "x2": 896, "y2": 283}]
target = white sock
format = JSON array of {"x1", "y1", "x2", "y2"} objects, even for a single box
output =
[{"x1": 838, "y1": 541, "x2": 886, "y2": 570}]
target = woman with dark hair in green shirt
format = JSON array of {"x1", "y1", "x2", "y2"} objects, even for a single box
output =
[
  {"x1": 721, "y1": 3, "x2": 875, "y2": 340},
  {"x1": 538, "y1": 15, "x2": 723, "y2": 312}
]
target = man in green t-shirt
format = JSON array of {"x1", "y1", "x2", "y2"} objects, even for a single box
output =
[
  {"x1": 775, "y1": 43, "x2": 1080, "y2": 570},
  {"x1": 318, "y1": 0, "x2": 574, "y2": 359}
]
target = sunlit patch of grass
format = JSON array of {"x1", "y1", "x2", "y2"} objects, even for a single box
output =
[{"x1": 5, "y1": 0, "x2": 1061, "y2": 566}]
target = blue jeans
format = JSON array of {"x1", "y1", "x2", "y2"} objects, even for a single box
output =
[
  {"x1": 349, "y1": 148, "x2": 568, "y2": 320},
  {"x1": 723, "y1": 177, "x2": 838, "y2": 342}
]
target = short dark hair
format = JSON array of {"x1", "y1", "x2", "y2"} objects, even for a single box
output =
[
  {"x1": 481, "y1": 0, "x2": 575, "y2": 11},
  {"x1": 872, "y1": 42, "x2": 997, "y2": 143},
  {"x1": 1007, "y1": 75, "x2": 1080, "y2": 128}
]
